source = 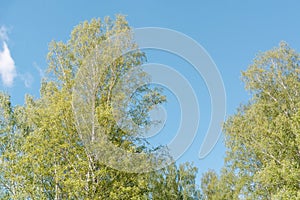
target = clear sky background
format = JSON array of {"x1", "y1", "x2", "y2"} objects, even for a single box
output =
[{"x1": 1, "y1": 0, "x2": 300, "y2": 183}]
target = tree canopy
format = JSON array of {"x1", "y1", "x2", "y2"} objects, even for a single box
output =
[
  {"x1": 201, "y1": 42, "x2": 300, "y2": 199},
  {"x1": 0, "y1": 15, "x2": 200, "y2": 199}
]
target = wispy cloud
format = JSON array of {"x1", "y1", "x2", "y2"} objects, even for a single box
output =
[
  {"x1": 33, "y1": 62, "x2": 45, "y2": 79},
  {"x1": 20, "y1": 72, "x2": 34, "y2": 88},
  {"x1": 0, "y1": 26, "x2": 16, "y2": 87},
  {"x1": 0, "y1": 26, "x2": 9, "y2": 42}
]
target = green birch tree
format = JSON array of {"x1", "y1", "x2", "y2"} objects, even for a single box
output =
[
  {"x1": 214, "y1": 42, "x2": 300, "y2": 199},
  {"x1": 0, "y1": 15, "x2": 201, "y2": 199}
]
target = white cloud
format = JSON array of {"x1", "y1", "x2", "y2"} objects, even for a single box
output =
[
  {"x1": 0, "y1": 42, "x2": 17, "y2": 87},
  {"x1": 0, "y1": 25, "x2": 39, "y2": 89},
  {"x1": 0, "y1": 26, "x2": 17, "y2": 87}
]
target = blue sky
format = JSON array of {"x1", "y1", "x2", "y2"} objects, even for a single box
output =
[{"x1": 1, "y1": 0, "x2": 300, "y2": 181}]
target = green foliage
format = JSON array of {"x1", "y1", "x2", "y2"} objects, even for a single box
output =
[
  {"x1": 150, "y1": 163, "x2": 200, "y2": 200},
  {"x1": 0, "y1": 15, "x2": 200, "y2": 199},
  {"x1": 203, "y1": 42, "x2": 300, "y2": 199}
]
